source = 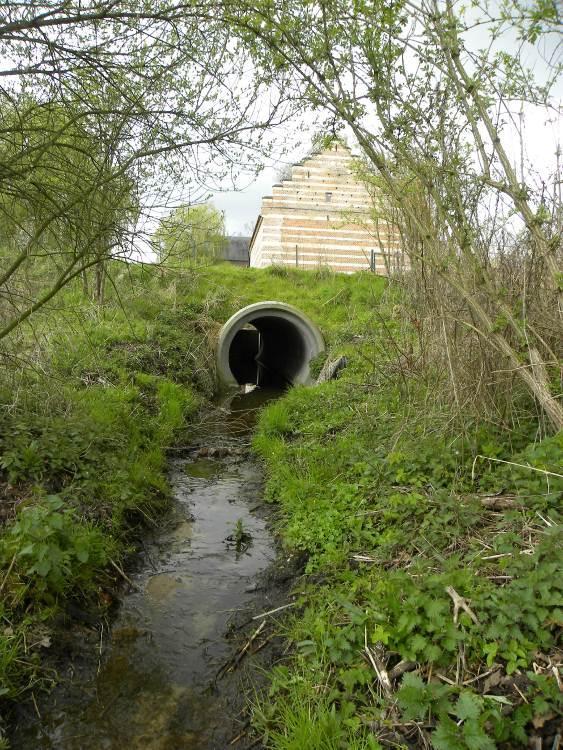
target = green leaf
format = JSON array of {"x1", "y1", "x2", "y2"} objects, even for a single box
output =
[
  {"x1": 462, "y1": 718, "x2": 496, "y2": 750},
  {"x1": 397, "y1": 673, "x2": 429, "y2": 720},
  {"x1": 45, "y1": 495, "x2": 64, "y2": 511},
  {"x1": 425, "y1": 599, "x2": 446, "y2": 620},
  {"x1": 33, "y1": 558, "x2": 52, "y2": 577},
  {"x1": 49, "y1": 514, "x2": 64, "y2": 530},
  {"x1": 455, "y1": 691, "x2": 482, "y2": 721},
  {"x1": 410, "y1": 633, "x2": 427, "y2": 654},
  {"x1": 75, "y1": 547, "x2": 89, "y2": 563},
  {"x1": 433, "y1": 716, "x2": 461, "y2": 750},
  {"x1": 484, "y1": 694, "x2": 512, "y2": 706}
]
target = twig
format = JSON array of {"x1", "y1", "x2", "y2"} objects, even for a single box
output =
[
  {"x1": 364, "y1": 646, "x2": 393, "y2": 699},
  {"x1": 436, "y1": 673, "x2": 457, "y2": 685},
  {"x1": 250, "y1": 635, "x2": 273, "y2": 656},
  {"x1": 251, "y1": 602, "x2": 296, "y2": 620},
  {"x1": 231, "y1": 620, "x2": 266, "y2": 669},
  {"x1": 229, "y1": 721, "x2": 250, "y2": 745},
  {"x1": 472, "y1": 455, "x2": 563, "y2": 481},
  {"x1": 229, "y1": 730, "x2": 247, "y2": 745},
  {"x1": 0, "y1": 553, "x2": 17, "y2": 595},
  {"x1": 31, "y1": 692, "x2": 41, "y2": 719},
  {"x1": 480, "y1": 553, "x2": 512, "y2": 560},
  {"x1": 536, "y1": 511, "x2": 556, "y2": 528},
  {"x1": 97, "y1": 623, "x2": 104, "y2": 675},
  {"x1": 462, "y1": 667, "x2": 499, "y2": 685},
  {"x1": 322, "y1": 288, "x2": 345, "y2": 306},
  {"x1": 217, "y1": 621, "x2": 267, "y2": 680},
  {"x1": 446, "y1": 586, "x2": 480, "y2": 625},
  {"x1": 109, "y1": 558, "x2": 140, "y2": 591}
]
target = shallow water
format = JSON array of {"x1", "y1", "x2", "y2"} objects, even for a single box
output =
[{"x1": 11, "y1": 388, "x2": 282, "y2": 750}]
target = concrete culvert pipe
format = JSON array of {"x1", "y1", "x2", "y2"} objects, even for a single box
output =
[{"x1": 217, "y1": 301, "x2": 325, "y2": 388}]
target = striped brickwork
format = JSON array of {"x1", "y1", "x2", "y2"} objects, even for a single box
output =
[{"x1": 249, "y1": 144, "x2": 404, "y2": 274}]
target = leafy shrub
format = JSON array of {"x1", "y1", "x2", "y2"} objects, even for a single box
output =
[
  {"x1": 0, "y1": 495, "x2": 111, "y2": 600},
  {"x1": 253, "y1": 360, "x2": 563, "y2": 749}
]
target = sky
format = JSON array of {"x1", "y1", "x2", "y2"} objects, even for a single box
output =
[
  {"x1": 206, "y1": 135, "x2": 315, "y2": 237},
  {"x1": 209, "y1": 164, "x2": 280, "y2": 237},
  {"x1": 206, "y1": 8, "x2": 562, "y2": 238},
  {"x1": 207, "y1": 104, "x2": 562, "y2": 237}
]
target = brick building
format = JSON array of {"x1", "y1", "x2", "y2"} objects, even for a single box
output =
[{"x1": 249, "y1": 143, "x2": 403, "y2": 274}]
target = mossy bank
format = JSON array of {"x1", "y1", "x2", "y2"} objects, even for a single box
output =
[{"x1": 251, "y1": 324, "x2": 562, "y2": 747}]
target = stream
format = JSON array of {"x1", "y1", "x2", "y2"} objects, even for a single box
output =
[{"x1": 9, "y1": 388, "x2": 284, "y2": 750}]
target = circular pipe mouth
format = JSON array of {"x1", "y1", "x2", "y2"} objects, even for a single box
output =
[{"x1": 217, "y1": 301, "x2": 325, "y2": 388}]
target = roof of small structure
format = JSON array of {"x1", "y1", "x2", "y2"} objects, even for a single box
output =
[{"x1": 224, "y1": 236, "x2": 250, "y2": 263}]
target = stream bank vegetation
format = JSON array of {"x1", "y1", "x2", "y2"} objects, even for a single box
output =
[
  {"x1": 0, "y1": 1, "x2": 289, "y2": 739},
  {"x1": 225, "y1": 1, "x2": 561, "y2": 745},
  {"x1": 253, "y1": 357, "x2": 561, "y2": 748},
  {"x1": 0, "y1": 261, "x2": 381, "y2": 742},
  {"x1": 0, "y1": 1, "x2": 561, "y2": 748},
  {"x1": 248, "y1": 175, "x2": 563, "y2": 744}
]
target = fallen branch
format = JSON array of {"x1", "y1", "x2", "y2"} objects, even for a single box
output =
[
  {"x1": 109, "y1": 558, "x2": 140, "y2": 591},
  {"x1": 389, "y1": 660, "x2": 417, "y2": 681},
  {"x1": 364, "y1": 645, "x2": 393, "y2": 700},
  {"x1": 479, "y1": 495, "x2": 522, "y2": 510},
  {"x1": 316, "y1": 355, "x2": 348, "y2": 384},
  {"x1": 217, "y1": 620, "x2": 266, "y2": 679},
  {"x1": 446, "y1": 586, "x2": 480, "y2": 625},
  {"x1": 251, "y1": 602, "x2": 296, "y2": 620},
  {"x1": 0, "y1": 553, "x2": 16, "y2": 595}
]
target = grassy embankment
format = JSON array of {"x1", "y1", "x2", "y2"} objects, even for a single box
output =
[
  {"x1": 0, "y1": 262, "x2": 380, "y2": 739},
  {"x1": 252, "y1": 277, "x2": 562, "y2": 748}
]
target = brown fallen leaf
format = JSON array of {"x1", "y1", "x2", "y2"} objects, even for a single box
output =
[
  {"x1": 482, "y1": 670, "x2": 502, "y2": 693},
  {"x1": 532, "y1": 711, "x2": 555, "y2": 729}
]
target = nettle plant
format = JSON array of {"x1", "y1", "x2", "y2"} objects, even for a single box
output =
[{"x1": 0, "y1": 495, "x2": 110, "y2": 601}]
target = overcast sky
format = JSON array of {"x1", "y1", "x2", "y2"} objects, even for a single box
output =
[
  {"x1": 206, "y1": 13, "x2": 562, "y2": 238},
  {"x1": 207, "y1": 136, "x2": 314, "y2": 237},
  {"x1": 207, "y1": 105, "x2": 561, "y2": 237}
]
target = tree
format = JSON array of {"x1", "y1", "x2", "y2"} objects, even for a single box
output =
[
  {"x1": 0, "y1": 1, "x2": 288, "y2": 344},
  {"x1": 0, "y1": 98, "x2": 137, "y2": 338},
  {"x1": 155, "y1": 203, "x2": 227, "y2": 265},
  {"x1": 222, "y1": 0, "x2": 563, "y2": 430}
]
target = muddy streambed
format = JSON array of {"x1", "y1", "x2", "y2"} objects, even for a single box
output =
[{"x1": 9, "y1": 388, "x2": 290, "y2": 750}]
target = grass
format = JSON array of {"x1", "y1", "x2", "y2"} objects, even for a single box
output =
[
  {"x1": 3, "y1": 260, "x2": 559, "y2": 748},
  {"x1": 0, "y1": 261, "x2": 384, "y2": 737},
  {"x1": 251, "y1": 322, "x2": 562, "y2": 748}
]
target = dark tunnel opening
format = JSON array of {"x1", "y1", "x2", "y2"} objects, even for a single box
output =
[
  {"x1": 228, "y1": 325, "x2": 260, "y2": 385},
  {"x1": 218, "y1": 302, "x2": 324, "y2": 389},
  {"x1": 228, "y1": 316, "x2": 307, "y2": 388}
]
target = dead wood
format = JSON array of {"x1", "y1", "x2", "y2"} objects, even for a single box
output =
[
  {"x1": 364, "y1": 645, "x2": 394, "y2": 700},
  {"x1": 479, "y1": 495, "x2": 523, "y2": 510},
  {"x1": 445, "y1": 586, "x2": 480, "y2": 625},
  {"x1": 316, "y1": 355, "x2": 348, "y2": 384},
  {"x1": 389, "y1": 660, "x2": 418, "y2": 681},
  {"x1": 217, "y1": 620, "x2": 266, "y2": 679}
]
